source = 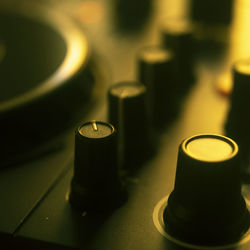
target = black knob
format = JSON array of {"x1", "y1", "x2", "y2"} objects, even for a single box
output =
[
  {"x1": 137, "y1": 46, "x2": 176, "y2": 130},
  {"x1": 225, "y1": 59, "x2": 250, "y2": 179},
  {"x1": 161, "y1": 18, "x2": 194, "y2": 88},
  {"x1": 114, "y1": 0, "x2": 152, "y2": 32},
  {"x1": 69, "y1": 121, "x2": 125, "y2": 211},
  {"x1": 108, "y1": 81, "x2": 153, "y2": 171},
  {"x1": 164, "y1": 134, "x2": 249, "y2": 245},
  {"x1": 190, "y1": 0, "x2": 234, "y2": 25}
]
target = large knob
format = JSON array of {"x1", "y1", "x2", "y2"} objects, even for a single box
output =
[
  {"x1": 108, "y1": 81, "x2": 154, "y2": 171},
  {"x1": 164, "y1": 134, "x2": 249, "y2": 245},
  {"x1": 69, "y1": 121, "x2": 125, "y2": 211},
  {"x1": 137, "y1": 46, "x2": 176, "y2": 130}
]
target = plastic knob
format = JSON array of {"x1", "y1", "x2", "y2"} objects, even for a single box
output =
[
  {"x1": 69, "y1": 121, "x2": 125, "y2": 211},
  {"x1": 164, "y1": 134, "x2": 249, "y2": 245},
  {"x1": 161, "y1": 18, "x2": 194, "y2": 88},
  {"x1": 137, "y1": 46, "x2": 176, "y2": 130},
  {"x1": 108, "y1": 81, "x2": 153, "y2": 171},
  {"x1": 225, "y1": 59, "x2": 250, "y2": 179}
]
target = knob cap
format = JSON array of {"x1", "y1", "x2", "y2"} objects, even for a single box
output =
[
  {"x1": 164, "y1": 134, "x2": 249, "y2": 245},
  {"x1": 137, "y1": 46, "x2": 176, "y2": 130},
  {"x1": 70, "y1": 121, "x2": 125, "y2": 211},
  {"x1": 108, "y1": 81, "x2": 153, "y2": 171}
]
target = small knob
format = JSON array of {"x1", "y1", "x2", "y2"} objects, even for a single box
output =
[
  {"x1": 227, "y1": 59, "x2": 250, "y2": 113},
  {"x1": 225, "y1": 59, "x2": 250, "y2": 179},
  {"x1": 161, "y1": 18, "x2": 194, "y2": 87},
  {"x1": 114, "y1": 0, "x2": 152, "y2": 32},
  {"x1": 190, "y1": 0, "x2": 234, "y2": 25},
  {"x1": 164, "y1": 134, "x2": 249, "y2": 245},
  {"x1": 69, "y1": 121, "x2": 125, "y2": 211},
  {"x1": 137, "y1": 46, "x2": 176, "y2": 130},
  {"x1": 108, "y1": 81, "x2": 153, "y2": 171}
]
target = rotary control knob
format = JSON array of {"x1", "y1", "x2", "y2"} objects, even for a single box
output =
[
  {"x1": 190, "y1": 0, "x2": 234, "y2": 25},
  {"x1": 114, "y1": 0, "x2": 152, "y2": 32},
  {"x1": 161, "y1": 18, "x2": 194, "y2": 88},
  {"x1": 164, "y1": 134, "x2": 249, "y2": 245},
  {"x1": 69, "y1": 121, "x2": 126, "y2": 211},
  {"x1": 225, "y1": 59, "x2": 250, "y2": 179},
  {"x1": 137, "y1": 46, "x2": 176, "y2": 130},
  {"x1": 108, "y1": 81, "x2": 154, "y2": 171}
]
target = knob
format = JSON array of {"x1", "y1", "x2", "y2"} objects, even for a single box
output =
[
  {"x1": 114, "y1": 0, "x2": 152, "y2": 32},
  {"x1": 69, "y1": 121, "x2": 126, "y2": 211},
  {"x1": 163, "y1": 134, "x2": 249, "y2": 245},
  {"x1": 161, "y1": 18, "x2": 194, "y2": 88},
  {"x1": 190, "y1": 0, "x2": 234, "y2": 25},
  {"x1": 137, "y1": 46, "x2": 176, "y2": 130},
  {"x1": 225, "y1": 59, "x2": 250, "y2": 179},
  {"x1": 108, "y1": 81, "x2": 154, "y2": 171}
]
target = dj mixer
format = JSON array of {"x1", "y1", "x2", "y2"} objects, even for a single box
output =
[{"x1": 1, "y1": 0, "x2": 250, "y2": 249}]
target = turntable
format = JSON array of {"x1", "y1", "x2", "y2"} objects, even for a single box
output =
[{"x1": 1, "y1": 0, "x2": 250, "y2": 250}]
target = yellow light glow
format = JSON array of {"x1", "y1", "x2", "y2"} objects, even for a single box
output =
[{"x1": 75, "y1": 1, "x2": 104, "y2": 24}]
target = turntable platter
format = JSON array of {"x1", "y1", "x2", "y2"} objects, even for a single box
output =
[
  {"x1": 0, "y1": 2, "x2": 98, "y2": 166},
  {"x1": 0, "y1": 11, "x2": 67, "y2": 102}
]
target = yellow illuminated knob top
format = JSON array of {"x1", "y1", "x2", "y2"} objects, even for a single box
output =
[{"x1": 183, "y1": 134, "x2": 238, "y2": 162}]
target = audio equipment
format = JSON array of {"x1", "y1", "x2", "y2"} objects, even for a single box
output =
[{"x1": 1, "y1": 0, "x2": 250, "y2": 249}]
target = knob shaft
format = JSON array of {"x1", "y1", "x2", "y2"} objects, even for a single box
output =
[
  {"x1": 164, "y1": 134, "x2": 249, "y2": 245},
  {"x1": 70, "y1": 121, "x2": 125, "y2": 211}
]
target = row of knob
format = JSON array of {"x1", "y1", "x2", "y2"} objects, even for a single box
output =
[
  {"x1": 115, "y1": 0, "x2": 234, "y2": 32},
  {"x1": 68, "y1": 6, "x2": 250, "y2": 247},
  {"x1": 69, "y1": 60, "x2": 250, "y2": 247},
  {"x1": 68, "y1": 58, "x2": 250, "y2": 248},
  {"x1": 69, "y1": 17, "x2": 196, "y2": 212},
  {"x1": 69, "y1": 122, "x2": 250, "y2": 245}
]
